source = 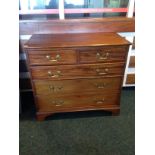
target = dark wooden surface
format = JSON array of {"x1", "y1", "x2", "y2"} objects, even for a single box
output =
[
  {"x1": 28, "y1": 49, "x2": 77, "y2": 65},
  {"x1": 36, "y1": 92, "x2": 120, "y2": 112},
  {"x1": 79, "y1": 46, "x2": 127, "y2": 63},
  {"x1": 30, "y1": 63, "x2": 125, "y2": 80},
  {"x1": 33, "y1": 77, "x2": 122, "y2": 95},
  {"x1": 20, "y1": 17, "x2": 135, "y2": 35},
  {"x1": 25, "y1": 33, "x2": 130, "y2": 120},
  {"x1": 24, "y1": 32, "x2": 130, "y2": 49}
]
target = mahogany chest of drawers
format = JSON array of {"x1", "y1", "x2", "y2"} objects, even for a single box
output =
[{"x1": 24, "y1": 32, "x2": 130, "y2": 121}]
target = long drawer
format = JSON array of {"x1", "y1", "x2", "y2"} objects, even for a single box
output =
[
  {"x1": 28, "y1": 49, "x2": 77, "y2": 65},
  {"x1": 33, "y1": 77, "x2": 122, "y2": 95},
  {"x1": 79, "y1": 46, "x2": 127, "y2": 64},
  {"x1": 30, "y1": 62, "x2": 125, "y2": 80},
  {"x1": 36, "y1": 92, "x2": 119, "y2": 112}
]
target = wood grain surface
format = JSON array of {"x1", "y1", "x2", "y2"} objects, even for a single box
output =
[
  {"x1": 20, "y1": 17, "x2": 135, "y2": 35},
  {"x1": 24, "y1": 33, "x2": 130, "y2": 120},
  {"x1": 36, "y1": 92, "x2": 120, "y2": 112},
  {"x1": 33, "y1": 77, "x2": 122, "y2": 95},
  {"x1": 28, "y1": 49, "x2": 77, "y2": 65},
  {"x1": 24, "y1": 33, "x2": 131, "y2": 49},
  {"x1": 30, "y1": 63, "x2": 125, "y2": 80}
]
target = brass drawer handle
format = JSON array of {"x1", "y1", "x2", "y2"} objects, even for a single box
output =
[
  {"x1": 50, "y1": 100, "x2": 64, "y2": 106},
  {"x1": 94, "y1": 98, "x2": 105, "y2": 104},
  {"x1": 49, "y1": 85, "x2": 63, "y2": 92},
  {"x1": 96, "y1": 52, "x2": 109, "y2": 60},
  {"x1": 46, "y1": 54, "x2": 61, "y2": 62},
  {"x1": 96, "y1": 68, "x2": 109, "y2": 75},
  {"x1": 94, "y1": 83, "x2": 107, "y2": 88},
  {"x1": 48, "y1": 71, "x2": 62, "y2": 78}
]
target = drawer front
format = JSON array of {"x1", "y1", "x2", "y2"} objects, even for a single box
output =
[
  {"x1": 79, "y1": 46, "x2": 127, "y2": 63},
  {"x1": 31, "y1": 63, "x2": 125, "y2": 80},
  {"x1": 36, "y1": 93, "x2": 119, "y2": 111},
  {"x1": 28, "y1": 50, "x2": 77, "y2": 65},
  {"x1": 34, "y1": 77, "x2": 122, "y2": 95}
]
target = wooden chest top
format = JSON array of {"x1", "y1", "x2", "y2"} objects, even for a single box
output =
[{"x1": 24, "y1": 32, "x2": 131, "y2": 49}]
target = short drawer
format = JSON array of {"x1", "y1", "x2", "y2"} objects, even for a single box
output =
[
  {"x1": 33, "y1": 77, "x2": 122, "y2": 95},
  {"x1": 31, "y1": 63, "x2": 125, "y2": 80},
  {"x1": 36, "y1": 92, "x2": 119, "y2": 112},
  {"x1": 79, "y1": 46, "x2": 127, "y2": 63},
  {"x1": 27, "y1": 49, "x2": 77, "y2": 65}
]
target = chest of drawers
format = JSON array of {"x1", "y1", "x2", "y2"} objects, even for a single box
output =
[{"x1": 24, "y1": 32, "x2": 130, "y2": 121}]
